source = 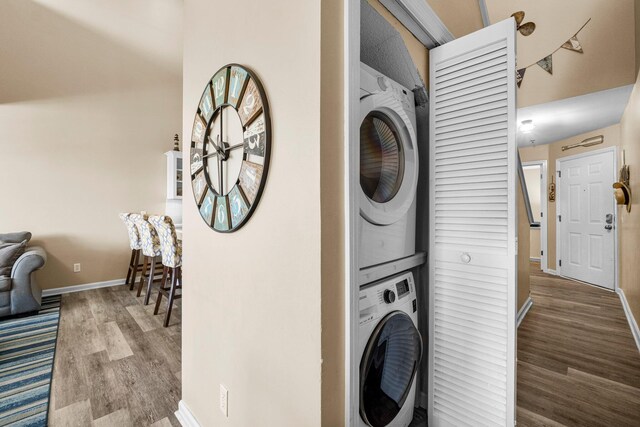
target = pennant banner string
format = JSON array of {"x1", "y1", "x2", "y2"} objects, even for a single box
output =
[{"x1": 517, "y1": 18, "x2": 592, "y2": 71}]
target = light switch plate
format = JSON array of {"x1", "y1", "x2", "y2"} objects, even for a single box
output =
[{"x1": 219, "y1": 384, "x2": 228, "y2": 417}]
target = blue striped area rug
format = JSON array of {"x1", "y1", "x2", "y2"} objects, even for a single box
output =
[{"x1": 0, "y1": 296, "x2": 61, "y2": 426}]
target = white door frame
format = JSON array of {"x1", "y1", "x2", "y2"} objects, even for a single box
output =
[
  {"x1": 522, "y1": 160, "x2": 548, "y2": 272},
  {"x1": 344, "y1": 0, "x2": 360, "y2": 425},
  {"x1": 555, "y1": 146, "x2": 618, "y2": 291}
]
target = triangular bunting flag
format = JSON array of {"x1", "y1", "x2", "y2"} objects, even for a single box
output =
[
  {"x1": 516, "y1": 68, "x2": 526, "y2": 88},
  {"x1": 561, "y1": 36, "x2": 584, "y2": 53},
  {"x1": 537, "y1": 55, "x2": 553, "y2": 75},
  {"x1": 511, "y1": 11, "x2": 524, "y2": 26}
]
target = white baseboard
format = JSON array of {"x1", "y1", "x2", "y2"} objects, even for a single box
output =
[
  {"x1": 42, "y1": 278, "x2": 127, "y2": 296},
  {"x1": 517, "y1": 296, "x2": 533, "y2": 328},
  {"x1": 617, "y1": 288, "x2": 640, "y2": 352},
  {"x1": 175, "y1": 400, "x2": 201, "y2": 427},
  {"x1": 544, "y1": 269, "x2": 557, "y2": 276},
  {"x1": 529, "y1": 257, "x2": 541, "y2": 262}
]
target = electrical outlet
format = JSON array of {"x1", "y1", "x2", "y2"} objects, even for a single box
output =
[
  {"x1": 219, "y1": 384, "x2": 228, "y2": 417},
  {"x1": 73, "y1": 263, "x2": 81, "y2": 273}
]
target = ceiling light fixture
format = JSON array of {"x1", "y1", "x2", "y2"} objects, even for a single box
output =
[{"x1": 520, "y1": 120, "x2": 535, "y2": 133}]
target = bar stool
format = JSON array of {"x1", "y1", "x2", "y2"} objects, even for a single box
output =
[
  {"x1": 133, "y1": 214, "x2": 163, "y2": 305},
  {"x1": 149, "y1": 215, "x2": 182, "y2": 327},
  {"x1": 118, "y1": 213, "x2": 142, "y2": 289}
]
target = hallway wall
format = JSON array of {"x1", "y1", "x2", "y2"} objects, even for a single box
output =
[
  {"x1": 520, "y1": 124, "x2": 621, "y2": 271},
  {"x1": 619, "y1": 67, "x2": 640, "y2": 325}
]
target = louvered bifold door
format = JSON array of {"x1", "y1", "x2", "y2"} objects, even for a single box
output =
[{"x1": 428, "y1": 18, "x2": 517, "y2": 427}]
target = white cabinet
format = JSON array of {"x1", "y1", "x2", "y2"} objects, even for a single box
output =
[
  {"x1": 165, "y1": 151, "x2": 183, "y2": 226},
  {"x1": 165, "y1": 151, "x2": 183, "y2": 200}
]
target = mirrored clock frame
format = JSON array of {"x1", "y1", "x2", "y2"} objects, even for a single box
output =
[{"x1": 190, "y1": 64, "x2": 271, "y2": 233}]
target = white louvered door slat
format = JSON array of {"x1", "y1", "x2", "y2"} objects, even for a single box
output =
[{"x1": 429, "y1": 18, "x2": 517, "y2": 427}]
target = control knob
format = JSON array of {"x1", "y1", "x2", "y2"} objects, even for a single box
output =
[
  {"x1": 383, "y1": 289, "x2": 396, "y2": 304},
  {"x1": 377, "y1": 76, "x2": 390, "y2": 91}
]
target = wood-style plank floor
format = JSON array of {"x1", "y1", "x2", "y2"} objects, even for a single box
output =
[
  {"x1": 517, "y1": 262, "x2": 640, "y2": 427},
  {"x1": 49, "y1": 284, "x2": 182, "y2": 426}
]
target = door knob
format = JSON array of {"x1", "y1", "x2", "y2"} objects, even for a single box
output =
[
  {"x1": 605, "y1": 224, "x2": 613, "y2": 230},
  {"x1": 605, "y1": 213, "x2": 613, "y2": 224}
]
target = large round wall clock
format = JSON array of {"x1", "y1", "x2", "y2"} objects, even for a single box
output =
[{"x1": 190, "y1": 64, "x2": 271, "y2": 233}]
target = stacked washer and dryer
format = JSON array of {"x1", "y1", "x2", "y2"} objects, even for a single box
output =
[{"x1": 357, "y1": 63, "x2": 423, "y2": 427}]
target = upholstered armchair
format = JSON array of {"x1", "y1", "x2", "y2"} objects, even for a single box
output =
[{"x1": 0, "y1": 232, "x2": 46, "y2": 317}]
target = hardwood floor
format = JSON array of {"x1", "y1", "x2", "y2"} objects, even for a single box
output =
[
  {"x1": 49, "y1": 285, "x2": 182, "y2": 426},
  {"x1": 45, "y1": 263, "x2": 640, "y2": 426},
  {"x1": 517, "y1": 262, "x2": 640, "y2": 426}
]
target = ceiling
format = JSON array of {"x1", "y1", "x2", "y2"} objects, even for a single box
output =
[{"x1": 516, "y1": 84, "x2": 633, "y2": 146}]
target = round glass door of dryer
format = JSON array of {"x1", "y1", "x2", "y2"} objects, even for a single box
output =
[
  {"x1": 360, "y1": 311, "x2": 422, "y2": 427},
  {"x1": 358, "y1": 101, "x2": 418, "y2": 226},
  {"x1": 360, "y1": 111, "x2": 405, "y2": 203}
]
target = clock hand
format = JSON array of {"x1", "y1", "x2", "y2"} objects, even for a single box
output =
[
  {"x1": 227, "y1": 142, "x2": 244, "y2": 152},
  {"x1": 218, "y1": 156, "x2": 224, "y2": 195},
  {"x1": 208, "y1": 135, "x2": 224, "y2": 155},
  {"x1": 219, "y1": 107, "x2": 224, "y2": 150},
  {"x1": 202, "y1": 151, "x2": 219, "y2": 160}
]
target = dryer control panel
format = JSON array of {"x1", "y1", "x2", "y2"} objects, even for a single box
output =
[{"x1": 359, "y1": 272, "x2": 416, "y2": 326}]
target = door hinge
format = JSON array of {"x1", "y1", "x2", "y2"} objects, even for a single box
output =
[
  {"x1": 541, "y1": 212, "x2": 543, "y2": 217},
  {"x1": 541, "y1": 250, "x2": 544, "y2": 256},
  {"x1": 558, "y1": 215, "x2": 562, "y2": 222},
  {"x1": 559, "y1": 260, "x2": 562, "y2": 267},
  {"x1": 558, "y1": 170, "x2": 562, "y2": 178}
]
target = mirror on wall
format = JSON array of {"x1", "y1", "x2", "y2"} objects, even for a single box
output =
[{"x1": 517, "y1": 152, "x2": 540, "y2": 228}]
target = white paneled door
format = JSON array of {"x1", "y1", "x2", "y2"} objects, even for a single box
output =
[
  {"x1": 429, "y1": 18, "x2": 517, "y2": 427},
  {"x1": 557, "y1": 148, "x2": 616, "y2": 289}
]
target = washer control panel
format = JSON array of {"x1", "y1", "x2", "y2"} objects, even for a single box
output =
[{"x1": 359, "y1": 272, "x2": 416, "y2": 325}]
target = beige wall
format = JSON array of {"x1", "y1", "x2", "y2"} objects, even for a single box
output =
[
  {"x1": 426, "y1": 0, "x2": 484, "y2": 38},
  {"x1": 619, "y1": 68, "x2": 640, "y2": 326},
  {"x1": 420, "y1": 1, "x2": 635, "y2": 107},
  {"x1": 529, "y1": 228, "x2": 541, "y2": 261},
  {"x1": 520, "y1": 124, "x2": 621, "y2": 270},
  {"x1": 636, "y1": 0, "x2": 640, "y2": 74},
  {"x1": 486, "y1": 0, "x2": 636, "y2": 107},
  {"x1": 182, "y1": 0, "x2": 344, "y2": 425},
  {"x1": 0, "y1": 0, "x2": 183, "y2": 289},
  {"x1": 367, "y1": 0, "x2": 429, "y2": 83},
  {"x1": 518, "y1": 178, "x2": 531, "y2": 311}
]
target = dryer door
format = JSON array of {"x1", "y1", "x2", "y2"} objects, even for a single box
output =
[
  {"x1": 360, "y1": 97, "x2": 418, "y2": 226},
  {"x1": 360, "y1": 311, "x2": 422, "y2": 427}
]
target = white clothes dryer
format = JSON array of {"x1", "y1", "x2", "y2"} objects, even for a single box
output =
[
  {"x1": 359, "y1": 63, "x2": 419, "y2": 269},
  {"x1": 359, "y1": 271, "x2": 422, "y2": 427}
]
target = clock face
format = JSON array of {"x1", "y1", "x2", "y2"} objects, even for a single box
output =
[{"x1": 190, "y1": 64, "x2": 271, "y2": 232}]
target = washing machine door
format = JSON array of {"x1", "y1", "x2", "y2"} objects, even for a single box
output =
[
  {"x1": 360, "y1": 95, "x2": 418, "y2": 226},
  {"x1": 360, "y1": 311, "x2": 422, "y2": 427}
]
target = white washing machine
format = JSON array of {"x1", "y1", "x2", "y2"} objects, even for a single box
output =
[
  {"x1": 359, "y1": 63, "x2": 419, "y2": 270},
  {"x1": 359, "y1": 272, "x2": 422, "y2": 427}
]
